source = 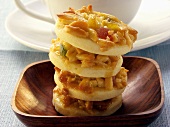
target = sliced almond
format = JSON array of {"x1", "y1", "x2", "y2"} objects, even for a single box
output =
[
  {"x1": 64, "y1": 25, "x2": 89, "y2": 38},
  {"x1": 105, "y1": 77, "x2": 113, "y2": 90},
  {"x1": 70, "y1": 21, "x2": 89, "y2": 32}
]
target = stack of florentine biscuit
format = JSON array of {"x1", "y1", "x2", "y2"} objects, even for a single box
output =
[{"x1": 49, "y1": 5, "x2": 138, "y2": 116}]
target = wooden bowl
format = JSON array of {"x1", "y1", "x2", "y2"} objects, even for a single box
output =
[{"x1": 11, "y1": 56, "x2": 164, "y2": 127}]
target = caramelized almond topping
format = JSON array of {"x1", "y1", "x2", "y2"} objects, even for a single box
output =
[
  {"x1": 57, "y1": 5, "x2": 138, "y2": 51},
  {"x1": 51, "y1": 38, "x2": 120, "y2": 69},
  {"x1": 55, "y1": 67, "x2": 128, "y2": 93}
]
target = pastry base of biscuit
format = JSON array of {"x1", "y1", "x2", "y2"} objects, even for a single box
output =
[
  {"x1": 53, "y1": 86, "x2": 122, "y2": 116},
  {"x1": 54, "y1": 71, "x2": 126, "y2": 101},
  {"x1": 55, "y1": 24, "x2": 132, "y2": 56},
  {"x1": 49, "y1": 51, "x2": 123, "y2": 77}
]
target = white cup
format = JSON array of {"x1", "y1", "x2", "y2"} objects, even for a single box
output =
[{"x1": 14, "y1": 0, "x2": 142, "y2": 24}]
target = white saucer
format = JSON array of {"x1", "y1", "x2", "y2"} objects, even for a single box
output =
[{"x1": 5, "y1": 0, "x2": 170, "y2": 52}]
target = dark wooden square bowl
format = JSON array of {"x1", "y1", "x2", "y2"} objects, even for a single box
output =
[{"x1": 11, "y1": 56, "x2": 164, "y2": 127}]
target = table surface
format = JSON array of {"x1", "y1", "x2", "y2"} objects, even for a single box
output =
[{"x1": 1, "y1": 0, "x2": 170, "y2": 127}]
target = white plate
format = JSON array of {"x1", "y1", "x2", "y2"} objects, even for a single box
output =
[{"x1": 5, "y1": 0, "x2": 170, "y2": 52}]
